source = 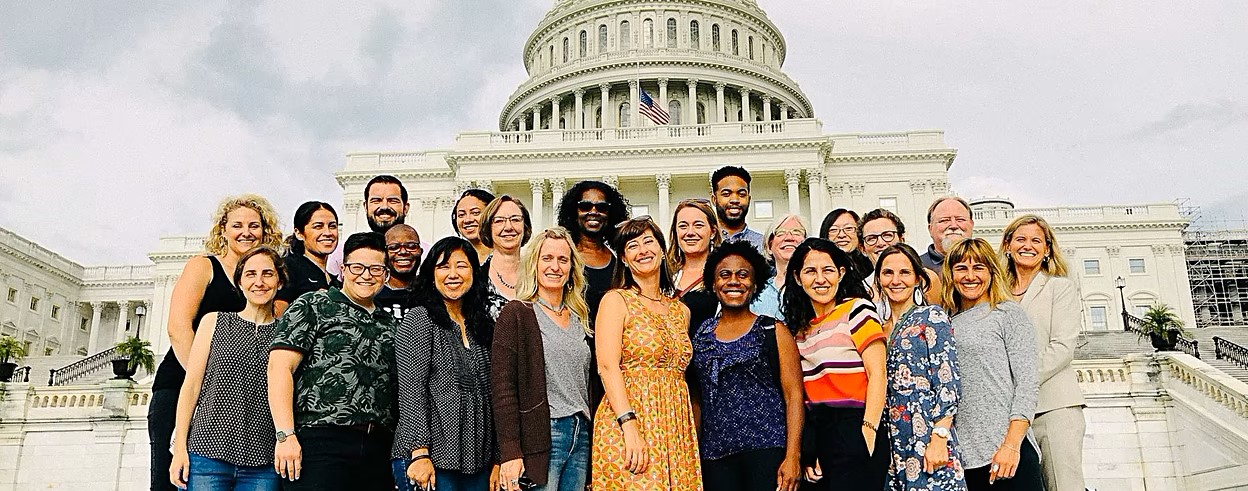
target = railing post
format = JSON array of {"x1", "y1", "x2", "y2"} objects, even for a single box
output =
[{"x1": 48, "y1": 368, "x2": 55, "y2": 386}]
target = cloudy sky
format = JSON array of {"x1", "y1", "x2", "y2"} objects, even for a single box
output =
[{"x1": 1, "y1": 0, "x2": 1245, "y2": 265}]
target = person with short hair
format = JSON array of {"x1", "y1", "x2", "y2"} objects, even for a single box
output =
[
  {"x1": 376, "y1": 224, "x2": 422, "y2": 320},
  {"x1": 921, "y1": 197, "x2": 974, "y2": 271},
  {"x1": 170, "y1": 247, "x2": 288, "y2": 491},
  {"x1": 710, "y1": 166, "x2": 764, "y2": 252},
  {"x1": 482, "y1": 195, "x2": 534, "y2": 306},
  {"x1": 268, "y1": 232, "x2": 397, "y2": 490},
  {"x1": 857, "y1": 209, "x2": 906, "y2": 264},
  {"x1": 667, "y1": 198, "x2": 722, "y2": 331},
  {"x1": 453, "y1": 188, "x2": 497, "y2": 262},
  {"x1": 941, "y1": 238, "x2": 1041, "y2": 491},
  {"x1": 1000, "y1": 215, "x2": 1085, "y2": 491},
  {"x1": 364, "y1": 175, "x2": 410, "y2": 234},
  {"x1": 277, "y1": 201, "x2": 340, "y2": 316},
  {"x1": 556, "y1": 180, "x2": 630, "y2": 320},
  {"x1": 749, "y1": 214, "x2": 808, "y2": 323}
]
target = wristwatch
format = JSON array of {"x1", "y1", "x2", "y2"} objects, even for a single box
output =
[
  {"x1": 931, "y1": 426, "x2": 951, "y2": 440},
  {"x1": 276, "y1": 428, "x2": 297, "y2": 443}
]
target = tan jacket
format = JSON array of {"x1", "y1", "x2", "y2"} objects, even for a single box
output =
[{"x1": 1020, "y1": 273, "x2": 1086, "y2": 413}]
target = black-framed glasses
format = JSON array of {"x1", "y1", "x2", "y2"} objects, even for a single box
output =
[
  {"x1": 577, "y1": 200, "x2": 610, "y2": 212},
  {"x1": 615, "y1": 215, "x2": 653, "y2": 229},
  {"x1": 343, "y1": 263, "x2": 387, "y2": 277},
  {"x1": 385, "y1": 242, "x2": 422, "y2": 252},
  {"x1": 863, "y1": 230, "x2": 899, "y2": 246},
  {"x1": 827, "y1": 225, "x2": 858, "y2": 237}
]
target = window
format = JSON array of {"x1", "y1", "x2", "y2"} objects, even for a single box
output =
[
  {"x1": 29, "y1": 297, "x2": 39, "y2": 312},
  {"x1": 666, "y1": 18, "x2": 677, "y2": 48},
  {"x1": 619, "y1": 20, "x2": 630, "y2": 50},
  {"x1": 712, "y1": 24, "x2": 720, "y2": 51},
  {"x1": 79, "y1": 318, "x2": 88, "y2": 332},
  {"x1": 1129, "y1": 258, "x2": 1146, "y2": 274},
  {"x1": 731, "y1": 29, "x2": 739, "y2": 55},
  {"x1": 595, "y1": 107, "x2": 602, "y2": 128},
  {"x1": 1083, "y1": 259, "x2": 1101, "y2": 275},
  {"x1": 6, "y1": 289, "x2": 14, "y2": 303},
  {"x1": 696, "y1": 102, "x2": 706, "y2": 124},
  {"x1": 619, "y1": 102, "x2": 631, "y2": 127},
  {"x1": 879, "y1": 197, "x2": 898, "y2": 212},
  {"x1": 598, "y1": 25, "x2": 607, "y2": 53},
  {"x1": 562, "y1": 37, "x2": 569, "y2": 63},
  {"x1": 579, "y1": 30, "x2": 587, "y2": 57},
  {"x1": 643, "y1": 19, "x2": 653, "y2": 47},
  {"x1": 754, "y1": 200, "x2": 774, "y2": 220},
  {"x1": 631, "y1": 205, "x2": 650, "y2": 217},
  {"x1": 668, "y1": 100, "x2": 682, "y2": 125},
  {"x1": 51, "y1": 305, "x2": 60, "y2": 320},
  {"x1": 44, "y1": 347, "x2": 53, "y2": 356},
  {"x1": 748, "y1": 36, "x2": 754, "y2": 59},
  {"x1": 1134, "y1": 304, "x2": 1150, "y2": 316},
  {"x1": 1090, "y1": 306, "x2": 1107, "y2": 330},
  {"x1": 690, "y1": 20, "x2": 699, "y2": 49}
]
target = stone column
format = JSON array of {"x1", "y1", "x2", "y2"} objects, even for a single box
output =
[
  {"x1": 549, "y1": 178, "x2": 566, "y2": 219},
  {"x1": 628, "y1": 80, "x2": 640, "y2": 127},
  {"x1": 779, "y1": 102, "x2": 789, "y2": 120},
  {"x1": 114, "y1": 300, "x2": 130, "y2": 345},
  {"x1": 657, "y1": 78, "x2": 668, "y2": 116},
  {"x1": 656, "y1": 174, "x2": 672, "y2": 231},
  {"x1": 551, "y1": 95, "x2": 562, "y2": 129},
  {"x1": 740, "y1": 87, "x2": 751, "y2": 122},
  {"x1": 87, "y1": 301, "x2": 104, "y2": 354},
  {"x1": 519, "y1": 116, "x2": 527, "y2": 132},
  {"x1": 686, "y1": 79, "x2": 699, "y2": 124},
  {"x1": 573, "y1": 89, "x2": 585, "y2": 130},
  {"x1": 530, "y1": 178, "x2": 546, "y2": 230},
  {"x1": 599, "y1": 83, "x2": 612, "y2": 128},
  {"x1": 714, "y1": 82, "x2": 726, "y2": 123},
  {"x1": 603, "y1": 175, "x2": 619, "y2": 190},
  {"x1": 785, "y1": 169, "x2": 802, "y2": 215},
  {"x1": 531, "y1": 106, "x2": 540, "y2": 131},
  {"x1": 762, "y1": 94, "x2": 772, "y2": 122},
  {"x1": 806, "y1": 169, "x2": 825, "y2": 222}
]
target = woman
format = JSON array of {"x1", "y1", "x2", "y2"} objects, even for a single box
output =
[
  {"x1": 493, "y1": 227, "x2": 596, "y2": 491},
  {"x1": 393, "y1": 237, "x2": 497, "y2": 491},
  {"x1": 941, "y1": 238, "x2": 1042, "y2": 490},
  {"x1": 592, "y1": 217, "x2": 701, "y2": 490},
  {"x1": 482, "y1": 195, "x2": 533, "y2": 313},
  {"x1": 150, "y1": 194, "x2": 282, "y2": 491},
  {"x1": 1001, "y1": 215, "x2": 1085, "y2": 491},
  {"x1": 750, "y1": 214, "x2": 808, "y2": 323},
  {"x1": 276, "y1": 201, "x2": 340, "y2": 315},
  {"x1": 875, "y1": 244, "x2": 966, "y2": 491},
  {"x1": 819, "y1": 208, "x2": 875, "y2": 277},
  {"x1": 779, "y1": 238, "x2": 888, "y2": 489},
  {"x1": 170, "y1": 247, "x2": 286, "y2": 490},
  {"x1": 454, "y1": 188, "x2": 497, "y2": 262},
  {"x1": 667, "y1": 198, "x2": 722, "y2": 331},
  {"x1": 690, "y1": 241, "x2": 803, "y2": 491}
]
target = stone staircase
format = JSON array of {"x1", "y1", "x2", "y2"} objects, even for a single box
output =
[{"x1": 1077, "y1": 326, "x2": 1248, "y2": 384}]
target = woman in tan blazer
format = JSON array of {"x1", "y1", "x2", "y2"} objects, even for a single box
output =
[{"x1": 1001, "y1": 215, "x2": 1086, "y2": 491}]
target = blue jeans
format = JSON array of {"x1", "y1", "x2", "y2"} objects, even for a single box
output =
[
  {"x1": 538, "y1": 414, "x2": 590, "y2": 491},
  {"x1": 187, "y1": 452, "x2": 278, "y2": 491},
  {"x1": 390, "y1": 459, "x2": 491, "y2": 491}
]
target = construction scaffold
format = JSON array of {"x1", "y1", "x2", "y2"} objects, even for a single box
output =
[{"x1": 1186, "y1": 228, "x2": 1248, "y2": 327}]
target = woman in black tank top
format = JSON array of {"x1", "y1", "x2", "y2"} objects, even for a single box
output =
[{"x1": 148, "y1": 195, "x2": 282, "y2": 491}]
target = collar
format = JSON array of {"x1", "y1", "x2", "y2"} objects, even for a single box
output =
[
  {"x1": 926, "y1": 243, "x2": 945, "y2": 262},
  {"x1": 724, "y1": 226, "x2": 756, "y2": 239},
  {"x1": 326, "y1": 287, "x2": 394, "y2": 322}
]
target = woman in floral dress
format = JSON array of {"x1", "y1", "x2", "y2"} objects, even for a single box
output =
[{"x1": 875, "y1": 244, "x2": 966, "y2": 491}]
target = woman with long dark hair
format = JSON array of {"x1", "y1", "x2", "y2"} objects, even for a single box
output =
[
  {"x1": 453, "y1": 189, "x2": 497, "y2": 262},
  {"x1": 819, "y1": 208, "x2": 875, "y2": 278},
  {"x1": 276, "y1": 201, "x2": 339, "y2": 315}
]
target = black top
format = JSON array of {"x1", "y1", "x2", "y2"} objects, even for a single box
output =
[
  {"x1": 152, "y1": 256, "x2": 245, "y2": 391},
  {"x1": 679, "y1": 288, "x2": 718, "y2": 337},
  {"x1": 276, "y1": 253, "x2": 340, "y2": 304},
  {"x1": 375, "y1": 284, "x2": 418, "y2": 321},
  {"x1": 187, "y1": 312, "x2": 276, "y2": 466},
  {"x1": 583, "y1": 256, "x2": 617, "y2": 324}
]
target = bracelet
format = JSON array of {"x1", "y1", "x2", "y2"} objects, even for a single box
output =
[
  {"x1": 862, "y1": 420, "x2": 878, "y2": 433},
  {"x1": 616, "y1": 411, "x2": 638, "y2": 426},
  {"x1": 1000, "y1": 445, "x2": 1020, "y2": 454},
  {"x1": 408, "y1": 455, "x2": 431, "y2": 465}
]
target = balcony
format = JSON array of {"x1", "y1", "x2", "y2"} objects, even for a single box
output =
[{"x1": 457, "y1": 119, "x2": 823, "y2": 150}]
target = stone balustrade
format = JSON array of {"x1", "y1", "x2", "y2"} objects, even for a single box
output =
[
  {"x1": 972, "y1": 203, "x2": 1186, "y2": 224},
  {"x1": 457, "y1": 119, "x2": 825, "y2": 149},
  {"x1": 81, "y1": 265, "x2": 156, "y2": 283}
]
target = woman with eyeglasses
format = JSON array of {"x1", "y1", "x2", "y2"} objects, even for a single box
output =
[
  {"x1": 749, "y1": 214, "x2": 808, "y2": 323},
  {"x1": 592, "y1": 217, "x2": 701, "y2": 490},
  {"x1": 819, "y1": 208, "x2": 875, "y2": 278},
  {"x1": 666, "y1": 198, "x2": 722, "y2": 332},
  {"x1": 482, "y1": 195, "x2": 532, "y2": 318},
  {"x1": 453, "y1": 189, "x2": 497, "y2": 262}
]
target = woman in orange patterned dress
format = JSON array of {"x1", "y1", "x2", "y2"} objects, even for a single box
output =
[{"x1": 592, "y1": 216, "x2": 702, "y2": 490}]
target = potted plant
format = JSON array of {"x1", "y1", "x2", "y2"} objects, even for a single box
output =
[
  {"x1": 1136, "y1": 304, "x2": 1189, "y2": 351},
  {"x1": 113, "y1": 336, "x2": 156, "y2": 380},
  {"x1": 0, "y1": 335, "x2": 28, "y2": 382}
]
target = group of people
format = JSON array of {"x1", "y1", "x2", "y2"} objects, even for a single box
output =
[{"x1": 150, "y1": 167, "x2": 1087, "y2": 491}]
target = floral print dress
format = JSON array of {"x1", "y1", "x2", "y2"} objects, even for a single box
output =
[{"x1": 885, "y1": 305, "x2": 967, "y2": 491}]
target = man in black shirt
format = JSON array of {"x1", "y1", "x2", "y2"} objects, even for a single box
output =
[
  {"x1": 376, "y1": 224, "x2": 421, "y2": 320},
  {"x1": 556, "y1": 180, "x2": 630, "y2": 323}
]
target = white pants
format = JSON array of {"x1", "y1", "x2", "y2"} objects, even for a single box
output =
[{"x1": 1033, "y1": 405, "x2": 1087, "y2": 491}]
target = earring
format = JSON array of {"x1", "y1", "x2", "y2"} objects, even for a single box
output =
[
  {"x1": 913, "y1": 286, "x2": 925, "y2": 306},
  {"x1": 1004, "y1": 251, "x2": 1012, "y2": 259},
  {"x1": 1042, "y1": 255, "x2": 1050, "y2": 265}
]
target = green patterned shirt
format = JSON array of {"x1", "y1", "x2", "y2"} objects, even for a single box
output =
[{"x1": 272, "y1": 287, "x2": 397, "y2": 428}]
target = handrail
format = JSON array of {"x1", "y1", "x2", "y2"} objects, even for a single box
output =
[
  {"x1": 11, "y1": 365, "x2": 31, "y2": 383},
  {"x1": 1176, "y1": 337, "x2": 1201, "y2": 359},
  {"x1": 48, "y1": 347, "x2": 121, "y2": 386},
  {"x1": 1214, "y1": 336, "x2": 1248, "y2": 370},
  {"x1": 1125, "y1": 312, "x2": 1200, "y2": 358}
]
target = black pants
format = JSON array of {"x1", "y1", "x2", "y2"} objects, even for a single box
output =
[
  {"x1": 965, "y1": 440, "x2": 1045, "y2": 491},
  {"x1": 702, "y1": 447, "x2": 787, "y2": 491},
  {"x1": 802, "y1": 406, "x2": 889, "y2": 491},
  {"x1": 148, "y1": 388, "x2": 178, "y2": 491},
  {"x1": 281, "y1": 425, "x2": 394, "y2": 491}
]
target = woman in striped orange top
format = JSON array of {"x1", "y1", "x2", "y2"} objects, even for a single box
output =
[{"x1": 780, "y1": 238, "x2": 889, "y2": 489}]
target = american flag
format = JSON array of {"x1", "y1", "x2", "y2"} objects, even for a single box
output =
[{"x1": 639, "y1": 88, "x2": 670, "y2": 125}]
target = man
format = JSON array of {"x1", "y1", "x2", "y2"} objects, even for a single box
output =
[
  {"x1": 364, "y1": 175, "x2": 409, "y2": 234},
  {"x1": 376, "y1": 224, "x2": 421, "y2": 320},
  {"x1": 557, "y1": 180, "x2": 629, "y2": 319},
  {"x1": 268, "y1": 232, "x2": 396, "y2": 490},
  {"x1": 920, "y1": 196, "x2": 974, "y2": 271},
  {"x1": 710, "y1": 165, "x2": 764, "y2": 252},
  {"x1": 858, "y1": 208, "x2": 907, "y2": 264}
]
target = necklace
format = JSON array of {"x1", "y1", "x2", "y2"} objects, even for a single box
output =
[
  {"x1": 535, "y1": 296, "x2": 566, "y2": 314},
  {"x1": 495, "y1": 270, "x2": 515, "y2": 290},
  {"x1": 634, "y1": 288, "x2": 666, "y2": 302}
]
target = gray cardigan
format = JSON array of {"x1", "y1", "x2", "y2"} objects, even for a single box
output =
[{"x1": 951, "y1": 301, "x2": 1040, "y2": 469}]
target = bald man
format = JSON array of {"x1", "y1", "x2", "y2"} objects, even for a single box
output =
[{"x1": 376, "y1": 224, "x2": 422, "y2": 320}]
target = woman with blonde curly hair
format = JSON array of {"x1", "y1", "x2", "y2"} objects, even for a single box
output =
[{"x1": 149, "y1": 193, "x2": 283, "y2": 491}]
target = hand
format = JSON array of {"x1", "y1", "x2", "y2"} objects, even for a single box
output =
[
  {"x1": 987, "y1": 443, "x2": 1021, "y2": 484},
  {"x1": 499, "y1": 459, "x2": 524, "y2": 491},
  {"x1": 169, "y1": 448, "x2": 190, "y2": 489},
  {"x1": 924, "y1": 435, "x2": 950, "y2": 473},
  {"x1": 776, "y1": 455, "x2": 800, "y2": 491},
  {"x1": 490, "y1": 463, "x2": 501, "y2": 491},
  {"x1": 273, "y1": 436, "x2": 302, "y2": 482},
  {"x1": 407, "y1": 458, "x2": 435, "y2": 490},
  {"x1": 862, "y1": 426, "x2": 877, "y2": 457},
  {"x1": 621, "y1": 420, "x2": 650, "y2": 475},
  {"x1": 803, "y1": 460, "x2": 822, "y2": 482}
]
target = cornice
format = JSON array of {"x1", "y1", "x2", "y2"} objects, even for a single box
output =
[
  {"x1": 334, "y1": 170, "x2": 455, "y2": 188},
  {"x1": 826, "y1": 151, "x2": 959, "y2": 167},
  {"x1": 82, "y1": 280, "x2": 154, "y2": 289},
  {"x1": 0, "y1": 244, "x2": 84, "y2": 286}
]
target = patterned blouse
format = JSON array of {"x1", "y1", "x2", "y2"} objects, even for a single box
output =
[
  {"x1": 187, "y1": 312, "x2": 276, "y2": 467},
  {"x1": 691, "y1": 314, "x2": 787, "y2": 460}
]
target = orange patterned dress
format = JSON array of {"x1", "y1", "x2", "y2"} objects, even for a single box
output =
[{"x1": 592, "y1": 290, "x2": 702, "y2": 490}]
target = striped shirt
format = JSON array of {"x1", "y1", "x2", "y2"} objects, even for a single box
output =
[{"x1": 796, "y1": 298, "x2": 884, "y2": 408}]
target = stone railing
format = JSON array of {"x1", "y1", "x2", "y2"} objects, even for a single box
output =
[
  {"x1": 1, "y1": 379, "x2": 152, "y2": 421},
  {"x1": 10, "y1": 365, "x2": 31, "y2": 383},
  {"x1": 49, "y1": 346, "x2": 121, "y2": 386},
  {"x1": 1122, "y1": 312, "x2": 1200, "y2": 358},
  {"x1": 972, "y1": 203, "x2": 1185, "y2": 224},
  {"x1": 81, "y1": 265, "x2": 155, "y2": 282},
  {"x1": 1158, "y1": 353, "x2": 1248, "y2": 418},
  {"x1": 459, "y1": 119, "x2": 825, "y2": 148},
  {"x1": 1214, "y1": 336, "x2": 1248, "y2": 371},
  {"x1": 0, "y1": 226, "x2": 85, "y2": 279},
  {"x1": 343, "y1": 150, "x2": 454, "y2": 173},
  {"x1": 825, "y1": 130, "x2": 948, "y2": 152}
]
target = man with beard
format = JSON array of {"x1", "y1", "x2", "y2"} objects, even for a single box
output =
[
  {"x1": 919, "y1": 196, "x2": 975, "y2": 271},
  {"x1": 710, "y1": 166, "x2": 764, "y2": 253},
  {"x1": 556, "y1": 180, "x2": 630, "y2": 320},
  {"x1": 364, "y1": 175, "x2": 410, "y2": 233},
  {"x1": 376, "y1": 224, "x2": 421, "y2": 320}
]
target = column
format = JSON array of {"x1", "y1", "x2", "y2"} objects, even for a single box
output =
[
  {"x1": 599, "y1": 83, "x2": 612, "y2": 128},
  {"x1": 779, "y1": 102, "x2": 789, "y2": 120},
  {"x1": 761, "y1": 94, "x2": 772, "y2": 122},
  {"x1": 573, "y1": 89, "x2": 585, "y2": 130},
  {"x1": 657, "y1": 78, "x2": 669, "y2": 119},
  {"x1": 531, "y1": 106, "x2": 540, "y2": 131},
  {"x1": 549, "y1": 178, "x2": 566, "y2": 219},
  {"x1": 115, "y1": 301, "x2": 130, "y2": 344},
  {"x1": 785, "y1": 168, "x2": 802, "y2": 215},
  {"x1": 806, "y1": 169, "x2": 825, "y2": 223},
  {"x1": 628, "y1": 80, "x2": 640, "y2": 126},
  {"x1": 740, "y1": 87, "x2": 750, "y2": 122},
  {"x1": 519, "y1": 116, "x2": 527, "y2": 132},
  {"x1": 530, "y1": 179, "x2": 546, "y2": 230},
  {"x1": 714, "y1": 82, "x2": 726, "y2": 122},
  {"x1": 550, "y1": 95, "x2": 561, "y2": 129},
  {"x1": 686, "y1": 79, "x2": 698, "y2": 124},
  {"x1": 87, "y1": 301, "x2": 104, "y2": 354},
  {"x1": 656, "y1": 174, "x2": 672, "y2": 231}
]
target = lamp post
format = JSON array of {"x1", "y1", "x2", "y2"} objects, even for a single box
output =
[
  {"x1": 1116, "y1": 276, "x2": 1128, "y2": 331},
  {"x1": 134, "y1": 304, "x2": 147, "y2": 339}
]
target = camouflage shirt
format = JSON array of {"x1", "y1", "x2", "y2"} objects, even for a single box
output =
[{"x1": 272, "y1": 287, "x2": 397, "y2": 428}]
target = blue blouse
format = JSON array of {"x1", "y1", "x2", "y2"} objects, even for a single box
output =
[{"x1": 691, "y1": 315, "x2": 787, "y2": 460}]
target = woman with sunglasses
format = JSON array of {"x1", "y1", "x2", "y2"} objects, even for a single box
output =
[
  {"x1": 592, "y1": 217, "x2": 701, "y2": 490},
  {"x1": 666, "y1": 198, "x2": 722, "y2": 331},
  {"x1": 556, "y1": 181, "x2": 630, "y2": 321},
  {"x1": 750, "y1": 214, "x2": 808, "y2": 323}
]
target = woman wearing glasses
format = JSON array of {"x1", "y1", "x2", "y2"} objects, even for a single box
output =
[
  {"x1": 592, "y1": 217, "x2": 701, "y2": 490},
  {"x1": 667, "y1": 198, "x2": 722, "y2": 331},
  {"x1": 819, "y1": 208, "x2": 875, "y2": 278},
  {"x1": 482, "y1": 195, "x2": 532, "y2": 317},
  {"x1": 453, "y1": 189, "x2": 497, "y2": 262},
  {"x1": 750, "y1": 214, "x2": 808, "y2": 323}
]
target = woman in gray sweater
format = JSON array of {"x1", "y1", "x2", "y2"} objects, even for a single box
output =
[{"x1": 941, "y1": 238, "x2": 1042, "y2": 491}]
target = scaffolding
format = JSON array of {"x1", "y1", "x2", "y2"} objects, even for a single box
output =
[{"x1": 1186, "y1": 229, "x2": 1248, "y2": 327}]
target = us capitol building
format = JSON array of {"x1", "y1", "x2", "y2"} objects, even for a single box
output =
[{"x1": 0, "y1": 1, "x2": 1244, "y2": 489}]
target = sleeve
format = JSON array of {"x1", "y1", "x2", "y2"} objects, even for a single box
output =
[
  {"x1": 271, "y1": 293, "x2": 318, "y2": 353},
  {"x1": 1038, "y1": 278, "x2": 1081, "y2": 384},
  {"x1": 922, "y1": 306, "x2": 960, "y2": 422},
  {"x1": 850, "y1": 299, "x2": 886, "y2": 354},
  {"x1": 1003, "y1": 304, "x2": 1040, "y2": 422},
  {"x1": 491, "y1": 302, "x2": 526, "y2": 462},
  {"x1": 394, "y1": 308, "x2": 437, "y2": 455}
]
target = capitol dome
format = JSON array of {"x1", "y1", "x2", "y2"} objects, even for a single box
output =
[{"x1": 499, "y1": 0, "x2": 814, "y2": 131}]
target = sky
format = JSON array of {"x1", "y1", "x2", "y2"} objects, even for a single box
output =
[{"x1": 1, "y1": 0, "x2": 1245, "y2": 265}]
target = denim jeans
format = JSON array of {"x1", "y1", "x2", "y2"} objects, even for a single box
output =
[
  {"x1": 537, "y1": 414, "x2": 590, "y2": 491},
  {"x1": 390, "y1": 459, "x2": 490, "y2": 491},
  {"x1": 187, "y1": 452, "x2": 278, "y2": 491}
]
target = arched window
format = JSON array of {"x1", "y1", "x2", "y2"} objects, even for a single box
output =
[
  {"x1": 619, "y1": 20, "x2": 630, "y2": 50},
  {"x1": 562, "y1": 38, "x2": 569, "y2": 63},
  {"x1": 696, "y1": 102, "x2": 707, "y2": 124},
  {"x1": 731, "y1": 29, "x2": 739, "y2": 55},
  {"x1": 712, "y1": 24, "x2": 720, "y2": 51},
  {"x1": 619, "y1": 102, "x2": 632, "y2": 127},
  {"x1": 690, "y1": 21, "x2": 700, "y2": 50},
  {"x1": 668, "y1": 100, "x2": 682, "y2": 125},
  {"x1": 737, "y1": 109, "x2": 743, "y2": 122},
  {"x1": 598, "y1": 25, "x2": 607, "y2": 53},
  {"x1": 666, "y1": 19, "x2": 677, "y2": 48},
  {"x1": 595, "y1": 107, "x2": 602, "y2": 128},
  {"x1": 549, "y1": 45, "x2": 555, "y2": 67},
  {"x1": 579, "y1": 30, "x2": 588, "y2": 57},
  {"x1": 559, "y1": 117, "x2": 566, "y2": 129},
  {"x1": 643, "y1": 19, "x2": 654, "y2": 48},
  {"x1": 748, "y1": 36, "x2": 754, "y2": 59}
]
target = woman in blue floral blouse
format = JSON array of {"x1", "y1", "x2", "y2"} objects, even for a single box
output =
[{"x1": 875, "y1": 244, "x2": 966, "y2": 491}]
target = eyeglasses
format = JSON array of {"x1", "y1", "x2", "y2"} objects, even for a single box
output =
[
  {"x1": 863, "y1": 230, "x2": 899, "y2": 246},
  {"x1": 774, "y1": 228, "x2": 807, "y2": 238},
  {"x1": 491, "y1": 215, "x2": 525, "y2": 227},
  {"x1": 385, "y1": 242, "x2": 422, "y2": 252},
  {"x1": 577, "y1": 200, "x2": 610, "y2": 212},
  {"x1": 615, "y1": 215, "x2": 653, "y2": 229},
  {"x1": 343, "y1": 263, "x2": 387, "y2": 277},
  {"x1": 827, "y1": 226, "x2": 858, "y2": 237}
]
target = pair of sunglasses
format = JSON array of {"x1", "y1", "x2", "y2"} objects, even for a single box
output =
[{"x1": 577, "y1": 200, "x2": 610, "y2": 212}]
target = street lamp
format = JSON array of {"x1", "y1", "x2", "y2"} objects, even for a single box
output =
[
  {"x1": 1115, "y1": 276, "x2": 1128, "y2": 331},
  {"x1": 134, "y1": 304, "x2": 147, "y2": 338}
]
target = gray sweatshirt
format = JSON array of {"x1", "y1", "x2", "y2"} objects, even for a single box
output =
[{"x1": 951, "y1": 301, "x2": 1040, "y2": 468}]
